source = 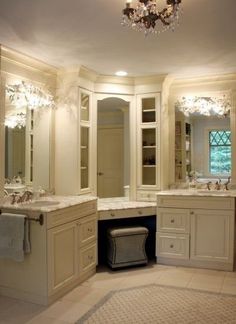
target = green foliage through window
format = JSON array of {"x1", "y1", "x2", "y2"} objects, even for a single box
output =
[{"x1": 209, "y1": 130, "x2": 231, "y2": 174}]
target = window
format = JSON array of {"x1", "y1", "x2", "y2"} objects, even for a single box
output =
[{"x1": 209, "y1": 130, "x2": 231, "y2": 174}]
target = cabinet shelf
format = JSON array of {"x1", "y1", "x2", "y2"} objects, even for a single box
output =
[
  {"x1": 143, "y1": 109, "x2": 155, "y2": 112},
  {"x1": 81, "y1": 166, "x2": 87, "y2": 170},
  {"x1": 143, "y1": 165, "x2": 156, "y2": 168},
  {"x1": 143, "y1": 146, "x2": 156, "y2": 149},
  {"x1": 81, "y1": 146, "x2": 87, "y2": 149}
]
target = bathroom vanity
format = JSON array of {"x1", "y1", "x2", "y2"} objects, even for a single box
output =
[
  {"x1": 156, "y1": 190, "x2": 236, "y2": 271},
  {"x1": 0, "y1": 196, "x2": 97, "y2": 305}
]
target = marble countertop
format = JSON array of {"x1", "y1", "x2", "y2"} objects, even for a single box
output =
[
  {"x1": 156, "y1": 189, "x2": 236, "y2": 197},
  {"x1": 97, "y1": 197, "x2": 156, "y2": 211},
  {"x1": 0, "y1": 195, "x2": 97, "y2": 213}
]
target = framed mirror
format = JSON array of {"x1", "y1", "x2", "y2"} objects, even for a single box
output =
[{"x1": 174, "y1": 94, "x2": 231, "y2": 183}]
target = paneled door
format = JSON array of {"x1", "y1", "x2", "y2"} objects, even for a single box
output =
[{"x1": 97, "y1": 127, "x2": 124, "y2": 198}]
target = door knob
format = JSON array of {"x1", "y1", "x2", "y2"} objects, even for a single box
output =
[{"x1": 97, "y1": 172, "x2": 104, "y2": 176}]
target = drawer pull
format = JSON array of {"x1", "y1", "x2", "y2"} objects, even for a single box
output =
[
  {"x1": 138, "y1": 210, "x2": 142, "y2": 215},
  {"x1": 190, "y1": 211, "x2": 194, "y2": 215},
  {"x1": 170, "y1": 244, "x2": 174, "y2": 248},
  {"x1": 170, "y1": 219, "x2": 175, "y2": 223},
  {"x1": 110, "y1": 213, "x2": 115, "y2": 217}
]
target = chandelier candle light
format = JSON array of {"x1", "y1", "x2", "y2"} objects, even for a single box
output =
[{"x1": 122, "y1": 0, "x2": 182, "y2": 35}]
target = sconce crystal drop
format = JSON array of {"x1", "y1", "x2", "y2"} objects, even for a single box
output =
[
  {"x1": 6, "y1": 81, "x2": 54, "y2": 110},
  {"x1": 175, "y1": 95, "x2": 231, "y2": 117},
  {"x1": 5, "y1": 113, "x2": 26, "y2": 129}
]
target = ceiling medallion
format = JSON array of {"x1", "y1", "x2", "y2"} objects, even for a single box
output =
[
  {"x1": 122, "y1": 0, "x2": 182, "y2": 35},
  {"x1": 175, "y1": 95, "x2": 231, "y2": 117}
]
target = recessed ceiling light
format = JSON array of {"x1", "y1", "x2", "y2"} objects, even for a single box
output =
[{"x1": 115, "y1": 71, "x2": 127, "y2": 76}]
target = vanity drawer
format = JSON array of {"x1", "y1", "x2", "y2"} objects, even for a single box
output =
[
  {"x1": 47, "y1": 200, "x2": 97, "y2": 229},
  {"x1": 157, "y1": 208, "x2": 190, "y2": 233},
  {"x1": 99, "y1": 207, "x2": 156, "y2": 220},
  {"x1": 157, "y1": 196, "x2": 235, "y2": 211},
  {"x1": 79, "y1": 242, "x2": 97, "y2": 275},
  {"x1": 78, "y1": 214, "x2": 97, "y2": 247},
  {"x1": 156, "y1": 232, "x2": 189, "y2": 260}
]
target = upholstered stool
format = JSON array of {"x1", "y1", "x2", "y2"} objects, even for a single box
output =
[{"x1": 107, "y1": 226, "x2": 149, "y2": 269}]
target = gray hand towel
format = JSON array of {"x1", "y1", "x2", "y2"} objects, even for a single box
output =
[{"x1": 0, "y1": 213, "x2": 30, "y2": 262}]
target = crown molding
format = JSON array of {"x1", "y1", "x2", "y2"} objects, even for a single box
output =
[
  {"x1": 0, "y1": 45, "x2": 57, "y2": 77},
  {"x1": 170, "y1": 73, "x2": 236, "y2": 89}
]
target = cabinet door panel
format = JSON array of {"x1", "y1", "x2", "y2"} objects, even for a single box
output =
[
  {"x1": 190, "y1": 209, "x2": 234, "y2": 263},
  {"x1": 156, "y1": 232, "x2": 189, "y2": 259},
  {"x1": 48, "y1": 222, "x2": 78, "y2": 295},
  {"x1": 157, "y1": 208, "x2": 190, "y2": 233}
]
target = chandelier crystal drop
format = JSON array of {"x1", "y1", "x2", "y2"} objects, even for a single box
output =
[
  {"x1": 122, "y1": 0, "x2": 182, "y2": 35},
  {"x1": 175, "y1": 95, "x2": 231, "y2": 117}
]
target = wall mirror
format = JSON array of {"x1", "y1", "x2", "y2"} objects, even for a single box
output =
[
  {"x1": 4, "y1": 81, "x2": 53, "y2": 194},
  {"x1": 174, "y1": 95, "x2": 231, "y2": 183},
  {"x1": 97, "y1": 97, "x2": 130, "y2": 198}
]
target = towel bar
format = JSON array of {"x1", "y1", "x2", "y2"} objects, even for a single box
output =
[
  {"x1": 27, "y1": 214, "x2": 44, "y2": 226},
  {"x1": 0, "y1": 210, "x2": 44, "y2": 226}
]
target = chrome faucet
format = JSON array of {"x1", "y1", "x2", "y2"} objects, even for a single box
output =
[
  {"x1": 10, "y1": 193, "x2": 19, "y2": 205},
  {"x1": 215, "y1": 180, "x2": 221, "y2": 190},
  {"x1": 224, "y1": 176, "x2": 231, "y2": 190},
  {"x1": 17, "y1": 190, "x2": 33, "y2": 203},
  {"x1": 206, "y1": 181, "x2": 212, "y2": 190}
]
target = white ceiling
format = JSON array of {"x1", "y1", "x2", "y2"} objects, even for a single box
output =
[{"x1": 0, "y1": 0, "x2": 236, "y2": 77}]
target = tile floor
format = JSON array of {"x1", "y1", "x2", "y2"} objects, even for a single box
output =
[{"x1": 1, "y1": 263, "x2": 236, "y2": 324}]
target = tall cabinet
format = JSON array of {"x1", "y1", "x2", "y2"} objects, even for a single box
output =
[
  {"x1": 79, "y1": 89, "x2": 92, "y2": 194},
  {"x1": 137, "y1": 93, "x2": 161, "y2": 201}
]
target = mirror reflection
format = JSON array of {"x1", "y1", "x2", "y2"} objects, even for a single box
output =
[
  {"x1": 4, "y1": 85, "x2": 52, "y2": 195},
  {"x1": 175, "y1": 110, "x2": 231, "y2": 183},
  {"x1": 97, "y1": 97, "x2": 130, "y2": 198}
]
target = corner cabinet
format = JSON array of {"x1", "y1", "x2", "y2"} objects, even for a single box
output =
[
  {"x1": 156, "y1": 195, "x2": 235, "y2": 271},
  {"x1": 137, "y1": 93, "x2": 161, "y2": 201},
  {"x1": 79, "y1": 89, "x2": 93, "y2": 194}
]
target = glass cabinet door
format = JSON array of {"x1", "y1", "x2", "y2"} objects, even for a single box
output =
[
  {"x1": 142, "y1": 97, "x2": 156, "y2": 123},
  {"x1": 81, "y1": 92, "x2": 89, "y2": 122},
  {"x1": 79, "y1": 89, "x2": 91, "y2": 193},
  {"x1": 138, "y1": 94, "x2": 160, "y2": 189},
  {"x1": 142, "y1": 128, "x2": 156, "y2": 185},
  {"x1": 80, "y1": 126, "x2": 89, "y2": 189}
]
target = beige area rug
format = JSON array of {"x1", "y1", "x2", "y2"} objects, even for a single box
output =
[{"x1": 76, "y1": 284, "x2": 236, "y2": 324}]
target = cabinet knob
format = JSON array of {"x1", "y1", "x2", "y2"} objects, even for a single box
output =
[
  {"x1": 170, "y1": 219, "x2": 175, "y2": 223},
  {"x1": 110, "y1": 213, "x2": 115, "y2": 217},
  {"x1": 170, "y1": 244, "x2": 174, "y2": 249},
  {"x1": 190, "y1": 211, "x2": 194, "y2": 215},
  {"x1": 138, "y1": 210, "x2": 142, "y2": 215}
]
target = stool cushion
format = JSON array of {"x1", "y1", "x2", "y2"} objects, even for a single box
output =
[{"x1": 108, "y1": 226, "x2": 148, "y2": 237}]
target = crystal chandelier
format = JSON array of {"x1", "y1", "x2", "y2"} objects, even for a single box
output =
[
  {"x1": 6, "y1": 81, "x2": 54, "y2": 110},
  {"x1": 175, "y1": 95, "x2": 231, "y2": 117},
  {"x1": 122, "y1": 0, "x2": 182, "y2": 35},
  {"x1": 5, "y1": 112, "x2": 26, "y2": 129}
]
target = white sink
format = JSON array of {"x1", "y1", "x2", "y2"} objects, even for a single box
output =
[{"x1": 25, "y1": 200, "x2": 60, "y2": 207}]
